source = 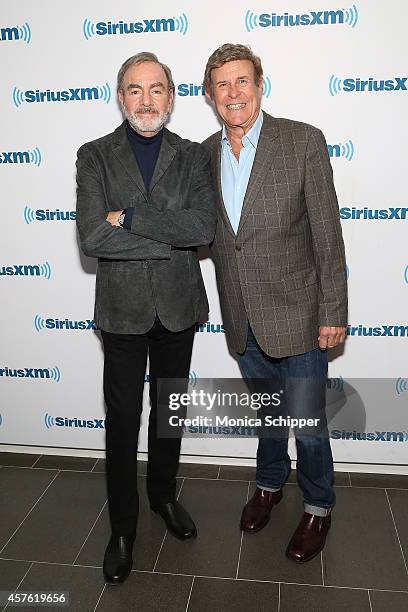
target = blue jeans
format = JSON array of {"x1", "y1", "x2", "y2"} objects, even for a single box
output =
[{"x1": 238, "y1": 326, "x2": 335, "y2": 516}]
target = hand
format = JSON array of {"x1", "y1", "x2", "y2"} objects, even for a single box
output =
[
  {"x1": 318, "y1": 326, "x2": 346, "y2": 350},
  {"x1": 106, "y1": 210, "x2": 123, "y2": 227}
]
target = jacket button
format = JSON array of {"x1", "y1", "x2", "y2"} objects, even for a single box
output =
[{"x1": 235, "y1": 245, "x2": 242, "y2": 251}]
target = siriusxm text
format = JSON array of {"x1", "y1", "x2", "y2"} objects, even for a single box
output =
[
  {"x1": 1, "y1": 265, "x2": 43, "y2": 276},
  {"x1": 22, "y1": 88, "x2": 103, "y2": 103},
  {"x1": 340, "y1": 207, "x2": 408, "y2": 220},
  {"x1": 259, "y1": 10, "x2": 344, "y2": 27},
  {"x1": 347, "y1": 325, "x2": 408, "y2": 337},
  {"x1": 0, "y1": 367, "x2": 51, "y2": 379},
  {"x1": 54, "y1": 417, "x2": 105, "y2": 429},
  {"x1": 31, "y1": 209, "x2": 76, "y2": 222},
  {"x1": 95, "y1": 19, "x2": 175, "y2": 35},
  {"x1": 331, "y1": 430, "x2": 408, "y2": 442},
  {"x1": 342, "y1": 77, "x2": 407, "y2": 92}
]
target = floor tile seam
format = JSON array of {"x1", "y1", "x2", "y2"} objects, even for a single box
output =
[
  {"x1": 185, "y1": 576, "x2": 195, "y2": 612},
  {"x1": 72, "y1": 500, "x2": 108, "y2": 565},
  {"x1": 385, "y1": 489, "x2": 408, "y2": 576},
  {"x1": 92, "y1": 583, "x2": 106, "y2": 612},
  {"x1": 0, "y1": 470, "x2": 61, "y2": 556},
  {"x1": 277, "y1": 582, "x2": 281, "y2": 612},
  {"x1": 0, "y1": 559, "x2": 407, "y2": 595},
  {"x1": 30, "y1": 455, "x2": 42, "y2": 468},
  {"x1": 2, "y1": 561, "x2": 34, "y2": 611},
  {"x1": 367, "y1": 589, "x2": 373, "y2": 612},
  {"x1": 235, "y1": 481, "x2": 251, "y2": 580}
]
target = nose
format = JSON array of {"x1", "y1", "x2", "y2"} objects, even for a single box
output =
[
  {"x1": 228, "y1": 83, "x2": 240, "y2": 99},
  {"x1": 141, "y1": 89, "x2": 153, "y2": 107}
]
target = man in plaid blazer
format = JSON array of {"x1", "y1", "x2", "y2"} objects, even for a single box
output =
[{"x1": 203, "y1": 44, "x2": 347, "y2": 563}]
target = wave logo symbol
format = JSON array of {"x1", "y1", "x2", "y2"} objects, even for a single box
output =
[
  {"x1": 98, "y1": 83, "x2": 111, "y2": 103},
  {"x1": 34, "y1": 314, "x2": 45, "y2": 332},
  {"x1": 83, "y1": 18, "x2": 96, "y2": 40},
  {"x1": 39, "y1": 261, "x2": 52, "y2": 280},
  {"x1": 18, "y1": 22, "x2": 32, "y2": 43},
  {"x1": 23, "y1": 206, "x2": 36, "y2": 224},
  {"x1": 49, "y1": 367, "x2": 61, "y2": 383},
  {"x1": 345, "y1": 264, "x2": 349, "y2": 280},
  {"x1": 344, "y1": 4, "x2": 359, "y2": 28},
  {"x1": 263, "y1": 76, "x2": 272, "y2": 98},
  {"x1": 44, "y1": 413, "x2": 55, "y2": 429},
  {"x1": 396, "y1": 378, "x2": 408, "y2": 395},
  {"x1": 29, "y1": 147, "x2": 42, "y2": 167},
  {"x1": 12, "y1": 87, "x2": 25, "y2": 108},
  {"x1": 189, "y1": 370, "x2": 197, "y2": 387},
  {"x1": 329, "y1": 75, "x2": 343, "y2": 96},
  {"x1": 0, "y1": 413, "x2": 2, "y2": 427},
  {"x1": 327, "y1": 377, "x2": 344, "y2": 392},
  {"x1": 244, "y1": 10, "x2": 258, "y2": 32},
  {"x1": 175, "y1": 13, "x2": 188, "y2": 35},
  {"x1": 404, "y1": 265, "x2": 408, "y2": 284},
  {"x1": 341, "y1": 140, "x2": 355, "y2": 160}
]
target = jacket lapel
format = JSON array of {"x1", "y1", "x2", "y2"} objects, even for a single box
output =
[
  {"x1": 112, "y1": 122, "x2": 147, "y2": 197},
  {"x1": 211, "y1": 133, "x2": 235, "y2": 236},
  {"x1": 149, "y1": 129, "x2": 177, "y2": 192},
  {"x1": 236, "y1": 112, "x2": 280, "y2": 236}
]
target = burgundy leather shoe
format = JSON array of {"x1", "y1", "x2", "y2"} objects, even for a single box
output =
[
  {"x1": 286, "y1": 512, "x2": 331, "y2": 563},
  {"x1": 240, "y1": 487, "x2": 283, "y2": 533}
]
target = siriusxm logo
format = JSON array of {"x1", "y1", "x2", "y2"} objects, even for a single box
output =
[
  {"x1": 0, "y1": 262, "x2": 51, "y2": 279},
  {"x1": 13, "y1": 84, "x2": 111, "y2": 107},
  {"x1": 0, "y1": 147, "x2": 42, "y2": 166},
  {"x1": 347, "y1": 325, "x2": 408, "y2": 337},
  {"x1": 34, "y1": 315, "x2": 97, "y2": 332},
  {"x1": 404, "y1": 265, "x2": 408, "y2": 284},
  {"x1": 83, "y1": 14, "x2": 188, "y2": 39},
  {"x1": 340, "y1": 207, "x2": 408, "y2": 220},
  {"x1": 177, "y1": 76, "x2": 271, "y2": 98},
  {"x1": 396, "y1": 378, "x2": 408, "y2": 396},
  {"x1": 331, "y1": 429, "x2": 408, "y2": 442},
  {"x1": 45, "y1": 413, "x2": 104, "y2": 429},
  {"x1": 329, "y1": 75, "x2": 407, "y2": 96},
  {"x1": 327, "y1": 140, "x2": 354, "y2": 161},
  {"x1": 24, "y1": 206, "x2": 76, "y2": 224},
  {"x1": 0, "y1": 23, "x2": 31, "y2": 43},
  {"x1": 195, "y1": 323, "x2": 225, "y2": 333},
  {"x1": 0, "y1": 366, "x2": 61, "y2": 382},
  {"x1": 245, "y1": 5, "x2": 358, "y2": 31}
]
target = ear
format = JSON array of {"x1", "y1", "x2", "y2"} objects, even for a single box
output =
[
  {"x1": 118, "y1": 89, "x2": 125, "y2": 106},
  {"x1": 259, "y1": 76, "x2": 265, "y2": 94},
  {"x1": 204, "y1": 88, "x2": 213, "y2": 103}
]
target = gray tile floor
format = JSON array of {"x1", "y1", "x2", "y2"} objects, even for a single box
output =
[{"x1": 0, "y1": 453, "x2": 407, "y2": 612}]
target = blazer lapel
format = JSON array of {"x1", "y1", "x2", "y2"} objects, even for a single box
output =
[
  {"x1": 149, "y1": 129, "x2": 177, "y2": 192},
  {"x1": 211, "y1": 134, "x2": 235, "y2": 236},
  {"x1": 236, "y1": 112, "x2": 280, "y2": 236},
  {"x1": 112, "y1": 122, "x2": 147, "y2": 197}
]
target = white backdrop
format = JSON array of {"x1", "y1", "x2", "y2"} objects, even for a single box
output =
[{"x1": 1, "y1": 0, "x2": 407, "y2": 467}]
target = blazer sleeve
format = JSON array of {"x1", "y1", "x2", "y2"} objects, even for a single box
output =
[
  {"x1": 304, "y1": 127, "x2": 348, "y2": 327},
  {"x1": 75, "y1": 145, "x2": 171, "y2": 261},
  {"x1": 128, "y1": 144, "x2": 217, "y2": 247}
]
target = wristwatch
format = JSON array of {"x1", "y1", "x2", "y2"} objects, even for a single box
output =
[{"x1": 118, "y1": 210, "x2": 126, "y2": 227}]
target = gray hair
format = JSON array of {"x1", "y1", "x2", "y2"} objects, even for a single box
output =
[
  {"x1": 204, "y1": 43, "x2": 263, "y2": 96},
  {"x1": 117, "y1": 52, "x2": 175, "y2": 92}
]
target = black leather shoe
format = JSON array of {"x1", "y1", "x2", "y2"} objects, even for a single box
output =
[
  {"x1": 103, "y1": 534, "x2": 134, "y2": 584},
  {"x1": 152, "y1": 501, "x2": 197, "y2": 540}
]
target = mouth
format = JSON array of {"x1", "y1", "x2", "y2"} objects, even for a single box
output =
[{"x1": 226, "y1": 103, "x2": 246, "y2": 110}]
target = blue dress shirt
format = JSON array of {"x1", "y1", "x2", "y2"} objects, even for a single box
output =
[{"x1": 221, "y1": 111, "x2": 263, "y2": 233}]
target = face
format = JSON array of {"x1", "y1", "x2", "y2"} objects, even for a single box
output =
[
  {"x1": 207, "y1": 59, "x2": 263, "y2": 134},
  {"x1": 118, "y1": 61, "x2": 174, "y2": 136}
]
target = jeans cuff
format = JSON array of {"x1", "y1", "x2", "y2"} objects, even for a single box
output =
[
  {"x1": 257, "y1": 483, "x2": 281, "y2": 493},
  {"x1": 304, "y1": 503, "x2": 332, "y2": 517}
]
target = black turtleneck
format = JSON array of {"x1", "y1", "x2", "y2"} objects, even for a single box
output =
[{"x1": 123, "y1": 121, "x2": 163, "y2": 229}]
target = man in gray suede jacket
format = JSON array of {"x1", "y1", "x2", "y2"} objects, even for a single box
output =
[{"x1": 76, "y1": 52, "x2": 216, "y2": 584}]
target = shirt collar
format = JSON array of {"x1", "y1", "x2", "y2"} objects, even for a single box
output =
[{"x1": 221, "y1": 110, "x2": 263, "y2": 149}]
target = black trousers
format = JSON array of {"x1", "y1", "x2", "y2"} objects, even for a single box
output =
[{"x1": 101, "y1": 318, "x2": 195, "y2": 537}]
